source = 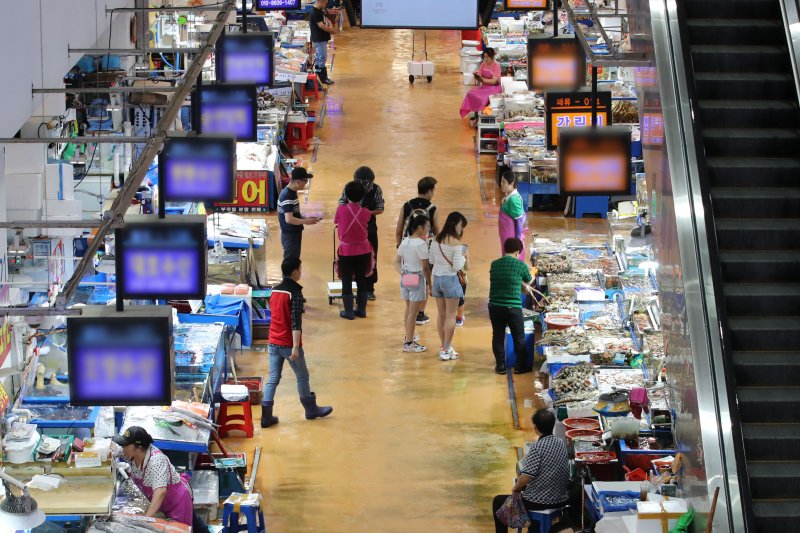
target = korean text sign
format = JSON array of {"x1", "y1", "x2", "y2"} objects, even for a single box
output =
[
  {"x1": 216, "y1": 32, "x2": 275, "y2": 86},
  {"x1": 67, "y1": 309, "x2": 173, "y2": 406},
  {"x1": 160, "y1": 136, "x2": 236, "y2": 203},
  {"x1": 528, "y1": 36, "x2": 586, "y2": 91},
  {"x1": 545, "y1": 90, "x2": 612, "y2": 149},
  {"x1": 505, "y1": 0, "x2": 548, "y2": 9},
  {"x1": 194, "y1": 84, "x2": 258, "y2": 142},
  {"x1": 558, "y1": 127, "x2": 632, "y2": 195},
  {"x1": 115, "y1": 216, "x2": 208, "y2": 301}
]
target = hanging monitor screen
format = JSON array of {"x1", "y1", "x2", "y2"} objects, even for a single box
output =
[
  {"x1": 216, "y1": 32, "x2": 274, "y2": 86},
  {"x1": 559, "y1": 127, "x2": 631, "y2": 195},
  {"x1": 115, "y1": 216, "x2": 208, "y2": 301},
  {"x1": 545, "y1": 90, "x2": 612, "y2": 150},
  {"x1": 256, "y1": 0, "x2": 302, "y2": 9},
  {"x1": 160, "y1": 135, "x2": 236, "y2": 203},
  {"x1": 194, "y1": 84, "x2": 258, "y2": 142},
  {"x1": 361, "y1": 0, "x2": 478, "y2": 29},
  {"x1": 67, "y1": 307, "x2": 174, "y2": 406},
  {"x1": 505, "y1": 0, "x2": 548, "y2": 9},
  {"x1": 528, "y1": 36, "x2": 586, "y2": 91}
]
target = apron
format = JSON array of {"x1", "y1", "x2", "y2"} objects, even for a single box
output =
[
  {"x1": 459, "y1": 66, "x2": 503, "y2": 117},
  {"x1": 499, "y1": 193, "x2": 527, "y2": 261},
  {"x1": 132, "y1": 446, "x2": 194, "y2": 526}
]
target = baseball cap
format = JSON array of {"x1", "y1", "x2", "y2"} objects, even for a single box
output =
[
  {"x1": 113, "y1": 426, "x2": 153, "y2": 447},
  {"x1": 291, "y1": 167, "x2": 313, "y2": 182}
]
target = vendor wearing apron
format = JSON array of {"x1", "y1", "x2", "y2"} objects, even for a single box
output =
[
  {"x1": 499, "y1": 172, "x2": 527, "y2": 261},
  {"x1": 114, "y1": 426, "x2": 209, "y2": 532}
]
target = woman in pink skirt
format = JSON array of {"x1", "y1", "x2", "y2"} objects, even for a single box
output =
[{"x1": 460, "y1": 48, "x2": 502, "y2": 126}]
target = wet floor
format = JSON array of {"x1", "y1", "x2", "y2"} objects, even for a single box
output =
[{"x1": 225, "y1": 26, "x2": 605, "y2": 531}]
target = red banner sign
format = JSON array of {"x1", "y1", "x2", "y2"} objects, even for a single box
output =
[{"x1": 214, "y1": 171, "x2": 272, "y2": 213}]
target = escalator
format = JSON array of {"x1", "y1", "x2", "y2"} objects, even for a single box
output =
[{"x1": 680, "y1": 0, "x2": 800, "y2": 529}]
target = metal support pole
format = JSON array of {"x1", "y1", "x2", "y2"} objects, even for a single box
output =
[
  {"x1": 68, "y1": 48, "x2": 202, "y2": 55},
  {"x1": 106, "y1": 6, "x2": 228, "y2": 13},
  {"x1": 53, "y1": 0, "x2": 236, "y2": 313},
  {"x1": 32, "y1": 87, "x2": 178, "y2": 94},
  {"x1": 0, "y1": 220, "x2": 105, "y2": 230},
  {"x1": 553, "y1": 0, "x2": 559, "y2": 37},
  {"x1": 591, "y1": 65, "x2": 598, "y2": 127}
]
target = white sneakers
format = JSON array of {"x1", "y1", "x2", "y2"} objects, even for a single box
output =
[
  {"x1": 438, "y1": 346, "x2": 460, "y2": 361},
  {"x1": 403, "y1": 341, "x2": 427, "y2": 353}
]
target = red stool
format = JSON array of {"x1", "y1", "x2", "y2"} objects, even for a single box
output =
[
  {"x1": 301, "y1": 73, "x2": 321, "y2": 101},
  {"x1": 217, "y1": 401, "x2": 254, "y2": 438},
  {"x1": 286, "y1": 122, "x2": 309, "y2": 152}
]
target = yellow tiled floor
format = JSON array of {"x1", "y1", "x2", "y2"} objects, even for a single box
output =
[{"x1": 223, "y1": 26, "x2": 605, "y2": 531}]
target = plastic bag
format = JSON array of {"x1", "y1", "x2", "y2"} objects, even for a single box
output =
[{"x1": 495, "y1": 493, "x2": 529, "y2": 528}]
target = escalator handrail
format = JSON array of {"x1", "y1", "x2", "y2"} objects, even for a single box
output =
[
  {"x1": 780, "y1": 0, "x2": 800, "y2": 100},
  {"x1": 649, "y1": 0, "x2": 753, "y2": 530}
]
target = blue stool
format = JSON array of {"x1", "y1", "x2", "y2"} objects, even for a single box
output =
[
  {"x1": 518, "y1": 506, "x2": 570, "y2": 532},
  {"x1": 575, "y1": 195, "x2": 609, "y2": 218},
  {"x1": 222, "y1": 493, "x2": 266, "y2": 533}
]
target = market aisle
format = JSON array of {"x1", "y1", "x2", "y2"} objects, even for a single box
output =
[{"x1": 225, "y1": 27, "x2": 604, "y2": 531}]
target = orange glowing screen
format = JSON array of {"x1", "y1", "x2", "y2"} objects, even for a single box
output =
[{"x1": 559, "y1": 129, "x2": 631, "y2": 195}]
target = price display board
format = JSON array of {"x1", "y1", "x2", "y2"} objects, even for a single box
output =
[
  {"x1": 256, "y1": 0, "x2": 302, "y2": 9},
  {"x1": 559, "y1": 127, "x2": 632, "y2": 195},
  {"x1": 194, "y1": 84, "x2": 258, "y2": 142},
  {"x1": 115, "y1": 215, "x2": 207, "y2": 301},
  {"x1": 160, "y1": 135, "x2": 236, "y2": 203},
  {"x1": 545, "y1": 90, "x2": 611, "y2": 150},
  {"x1": 67, "y1": 306, "x2": 174, "y2": 406},
  {"x1": 216, "y1": 32, "x2": 274, "y2": 86},
  {"x1": 528, "y1": 36, "x2": 586, "y2": 91},
  {"x1": 505, "y1": 0, "x2": 548, "y2": 9}
]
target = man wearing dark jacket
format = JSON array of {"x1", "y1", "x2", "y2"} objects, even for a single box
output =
[{"x1": 260, "y1": 258, "x2": 333, "y2": 427}]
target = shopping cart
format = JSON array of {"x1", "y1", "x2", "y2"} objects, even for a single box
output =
[
  {"x1": 327, "y1": 224, "x2": 357, "y2": 305},
  {"x1": 408, "y1": 30, "x2": 434, "y2": 84}
]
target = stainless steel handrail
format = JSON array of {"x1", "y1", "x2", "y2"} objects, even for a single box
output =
[
  {"x1": 649, "y1": 0, "x2": 746, "y2": 530},
  {"x1": 779, "y1": 0, "x2": 800, "y2": 97}
]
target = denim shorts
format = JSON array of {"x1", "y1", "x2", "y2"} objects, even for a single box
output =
[
  {"x1": 432, "y1": 275, "x2": 464, "y2": 299},
  {"x1": 400, "y1": 274, "x2": 427, "y2": 302}
]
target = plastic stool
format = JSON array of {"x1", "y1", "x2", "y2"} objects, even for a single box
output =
[
  {"x1": 517, "y1": 506, "x2": 569, "y2": 533},
  {"x1": 217, "y1": 400, "x2": 254, "y2": 438},
  {"x1": 286, "y1": 122, "x2": 309, "y2": 152},
  {"x1": 301, "y1": 73, "x2": 321, "y2": 101},
  {"x1": 222, "y1": 493, "x2": 265, "y2": 533}
]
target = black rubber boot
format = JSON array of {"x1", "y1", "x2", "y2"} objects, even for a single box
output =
[
  {"x1": 355, "y1": 292, "x2": 368, "y2": 318},
  {"x1": 300, "y1": 393, "x2": 333, "y2": 419},
  {"x1": 339, "y1": 295, "x2": 355, "y2": 320},
  {"x1": 260, "y1": 401, "x2": 279, "y2": 428},
  {"x1": 320, "y1": 67, "x2": 335, "y2": 85}
]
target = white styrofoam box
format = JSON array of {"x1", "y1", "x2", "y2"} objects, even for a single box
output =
[
  {"x1": 636, "y1": 499, "x2": 689, "y2": 533},
  {"x1": 408, "y1": 61, "x2": 435, "y2": 77},
  {"x1": 44, "y1": 163, "x2": 74, "y2": 201},
  {"x1": 44, "y1": 199, "x2": 82, "y2": 218},
  {"x1": 4, "y1": 145, "x2": 46, "y2": 174},
  {"x1": 6, "y1": 209, "x2": 43, "y2": 239},
  {"x1": 6, "y1": 173, "x2": 44, "y2": 210}
]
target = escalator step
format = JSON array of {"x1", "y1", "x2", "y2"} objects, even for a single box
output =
[
  {"x1": 692, "y1": 45, "x2": 791, "y2": 74},
  {"x1": 723, "y1": 283, "x2": 800, "y2": 315},
  {"x1": 695, "y1": 72, "x2": 794, "y2": 100},
  {"x1": 684, "y1": 0, "x2": 779, "y2": 20},
  {"x1": 707, "y1": 158, "x2": 800, "y2": 187},
  {"x1": 739, "y1": 387, "x2": 800, "y2": 422},
  {"x1": 749, "y1": 461, "x2": 800, "y2": 499},
  {"x1": 716, "y1": 219, "x2": 800, "y2": 250},
  {"x1": 743, "y1": 423, "x2": 800, "y2": 460},
  {"x1": 711, "y1": 188, "x2": 800, "y2": 218},
  {"x1": 752, "y1": 500, "x2": 800, "y2": 530},
  {"x1": 698, "y1": 99, "x2": 799, "y2": 128},
  {"x1": 687, "y1": 19, "x2": 784, "y2": 46},
  {"x1": 728, "y1": 316, "x2": 800, "y2": 350},
  {"x1": 720, "y1": 251, "x2": 800, "y2": 282},
  {"x1": 702, "y1": 128, "x2": 800, "y2": 157},
  {"x1": 733, "y1": 351, "x2": 800, "y2": 386}
]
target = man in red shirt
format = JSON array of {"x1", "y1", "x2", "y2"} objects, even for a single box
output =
[{"x1": 261, "y1": 257, "x2": 333, "y2": 427}]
